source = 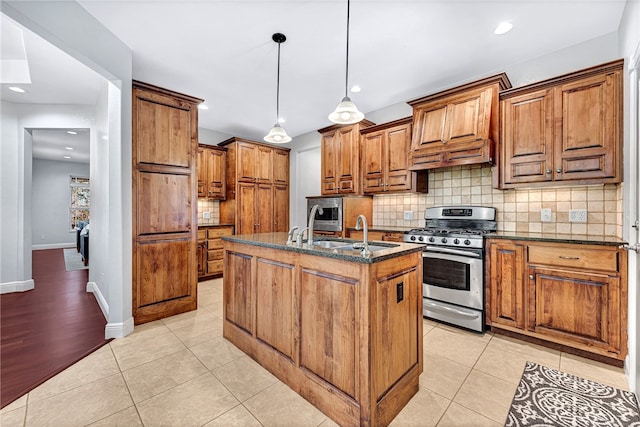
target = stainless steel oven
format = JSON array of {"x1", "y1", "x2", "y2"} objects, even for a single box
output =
[{"x1": 306, "y1": 197, "x2": 343, "y2": 232}]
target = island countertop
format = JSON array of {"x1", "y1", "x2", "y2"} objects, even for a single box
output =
[{"x1": 222, "y1": 232, "x2": 425, "y2": 264}]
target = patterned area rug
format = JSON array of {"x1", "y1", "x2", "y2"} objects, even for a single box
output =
[
  {"x1": 506, "y1": 361, "x2": 640, "y2": 427},
  {"x1": 63, "y1": 248, "x2": 88, "y2": 271}
]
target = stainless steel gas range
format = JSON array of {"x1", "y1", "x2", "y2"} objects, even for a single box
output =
[{"x1": 403, "y1": 206, "x2": 496, "y2": 332}]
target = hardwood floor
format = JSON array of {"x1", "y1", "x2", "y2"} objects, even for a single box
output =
[{"x1": 0, "y1": 249, "x2": 109, "y2": 409}]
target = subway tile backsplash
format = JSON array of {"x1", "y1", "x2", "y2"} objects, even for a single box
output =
[{"x1": 373, "y1": 165, "x2": 624, "y2": 239}]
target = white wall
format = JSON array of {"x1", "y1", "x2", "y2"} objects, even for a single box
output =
[
  {"x1": 1, "y1": 1, "x2": 133, "y2": 338},
  {"x1": 199, "y1": 128, "x2": 233, "y2": 146},
  {"x1": 32, "y1": 159, "x2": 90, "y2": 248}
]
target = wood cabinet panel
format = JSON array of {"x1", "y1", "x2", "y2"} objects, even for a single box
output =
[
  {"x1": 224, "y1": 251, "x2": 253, "y2": 333},
  {"x1": 256, "y1": 184, "x2": 274, "y2": 233},
  {"x1": 237, "y1": 182, "x2": 258, "y2": 235},
  {"x1": 273, "y1": 148, "x2": 289, "y2": 185},
  {"x1": 256, "y1": 258, "x2": 295, "y2": 359},
  {"x1": 237, "y1": 142, "x2": 258, "y2": 182},
  {"x1": 488, "y1": 241, "x2": 525, "y2": 329},
  {"x1": 500, "y1": 59, "x2": 623, "y2": 188},
  {"x1": 300, "y1": 269, "x2": 357, "y2": 398},
  {"x1": 528, "y1": 244, "x2": 618, "y2": 272},
  {"x1": 197, "y1": 225, "x2": 233, "y2": 280},
  {"x1": 206, "y1": 147, "x2": 226, "y2": 199},
  {"x1": 362, "y1": 131, "x2": 385, "y2": 192},
  {"x1": 137, "y1": 172, "x2": 191, "y2": 234},
  {"x1": 273, "y1": 185, "x2": 289, "y2": 233}
]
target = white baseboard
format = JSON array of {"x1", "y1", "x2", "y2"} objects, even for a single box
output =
[
  {"x1": 32, "y1": 243, "x2": 75, "y2": 250},
  {"x1": 0, "y1": 279, "x2": 35, "y2": 294},
  {"x1": 86, "y1": 281, "x2": 108, "y2": 320},
  {"x1": 105, "y1": 317, "x2": 134, "y2": 339}
]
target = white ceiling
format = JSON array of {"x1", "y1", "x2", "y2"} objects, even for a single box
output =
[{"x1": 1, "y1": 1, "x2": 627, "y2": 146}]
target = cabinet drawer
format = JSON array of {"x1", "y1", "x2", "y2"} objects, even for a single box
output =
[
  {"x1": 528, "y1": 245, "x2": 618, "y2": 272},
  {"x1": 197, "y1": 229, "x2": 207, "y2": 241},
  {"x1": 208, "y1": 239, "x2": 224, "y2": 250},
  {"x1": 207, "y1": 260, "x2": 223, "y2": 275},
  {"x1": 208, "y1": 249, "x2": 223, "y2": 261},
  {"x1": 208, "y1": 227, "x2": 233, "y2": 239}
]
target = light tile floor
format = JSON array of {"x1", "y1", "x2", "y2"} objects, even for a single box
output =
[{"x1": 0, "y1": 278, "x2": 630, "y2": 427}]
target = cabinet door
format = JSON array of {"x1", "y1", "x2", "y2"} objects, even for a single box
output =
[
  {"x1": 256, "y1": 184, "x2": 274, "y2": 233},
  {"x1": 273, "y1": 185, "x2": 289, "y2": 233},
  {"x1": 237, "y1": 182, "x2": 257, "y2": 235},
  {"x1": 386, "y1": 123, "x2": 412, "y2": 191},
  {"x1": 321, "y1": 131, "x2": 338, "y2": 194},
  {"x1": 362, "y1": 131, "x2": 385, "y2": 193},
  {"x1": 411, "y1": 101, "x2": 448, "y2": 152},
  {"x1": 528, "y1": 266, "x2": 621, "y2": 353},
  {"x1": 237, "y1": 142, "x2": 258, "y2": 182},
  {"x1": 488, "y1": 241, "x2": 525, "y2": 329},
  {"x1": 554, "y1": 70, "x2": 621, "y2": 181},
  {"x1": 443, "y1": 87, "x2": 491, "y2": 145},
  {"x1": 256, "y1": 145, "x2": 273, "y2": 184},
  {"x1": 273, "y1": 148, "x2": 289, "y2": 186},
  {"x1": 336, "y1": 126, "x2": 359, "y2": 194},
  {"x1": 196, "y1": 241, "x2": 206, "y2": 277},
  {"x1": 197, "y1": 147, "x2": 207, "y2": 197},
  {"x1": 501, "y1": 89, "x2": 554, "y2": 185},
  {"x1": 206, "y1": 149, "x2": 226, "y2": 199},
  {"x1": 224, "y1": 250, "x2": 253, "y2": 334}
]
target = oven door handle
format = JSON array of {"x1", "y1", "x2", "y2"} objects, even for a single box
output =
[
  {"x1": 423, "y1": 246, "x2": 482, "y2": 258},
  {"x1": 424, "y1": 300, "x2": 480, "y2": 319}
]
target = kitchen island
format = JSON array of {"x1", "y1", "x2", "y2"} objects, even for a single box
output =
[{"x1": 222, "y1": 233, "x2": 424, "y2": 427}]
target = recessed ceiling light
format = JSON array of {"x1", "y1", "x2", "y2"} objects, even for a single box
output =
[
  {"x1": 350, "y1": 85, "x2": 361, "y2": 93},
  {"x1": 198, "y1": 104, "x2": 209, "y2": 110},
  {"x1": 8, "y1": 86, "x2": 26, "y2": 93},
  {"x1": 65, "y1": 146, "x2": 74, "y2": 150},
  {"x1": 63, "y1": 155, "x2": 72, "y2": 159},
  {"x1": 67, "y1": 130, "x2": 77, "y2": 135},
  {"x1": 494, "y1": 21, "x2": 513, "y2": 35}
]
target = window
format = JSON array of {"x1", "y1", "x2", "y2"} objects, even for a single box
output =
[{"x1": 70, "y1": 176, "x2": 90, "y2": 230}]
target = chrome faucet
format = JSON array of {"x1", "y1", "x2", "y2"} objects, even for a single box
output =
[
  {"x1": 286, "y1": 226, "x2": 298, "y2": 245},
  {"x1": 307, "y1": 204, "x2": 324, "y2": 247},
  {"x1": 355, "y1": 214, "x2": 371, "y2": 258}
]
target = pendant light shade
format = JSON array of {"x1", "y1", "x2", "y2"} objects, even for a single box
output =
[
  {"x1": 264, "y1": 33, "x2": 291, "y2": 144},
  {"x1": 329, "y1": 0, "x2": 364, "y2": 125}
]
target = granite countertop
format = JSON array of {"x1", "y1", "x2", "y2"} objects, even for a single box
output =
[
  {"x1": 222, "y1": 232, "x2": 424, "y2": 264},
  {"x1": 486, "y1": 231, "x2": 626, "y2": 246}
]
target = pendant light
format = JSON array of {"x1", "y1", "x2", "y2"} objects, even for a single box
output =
[
  {"x1": 264, "y1": 33, "x2": 292, "y2": 144},
  {"x1": 328, "y1": 0, "x2": 364, "y2": 125}
]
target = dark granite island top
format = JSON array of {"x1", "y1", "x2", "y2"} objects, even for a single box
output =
[{"x1": 486, "y1": 231, "x2": 626, "y2": 247}]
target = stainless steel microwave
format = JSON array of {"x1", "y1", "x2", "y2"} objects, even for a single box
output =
[{"x1": 306, "y1": 197, "x2": 343, "y2": 232}]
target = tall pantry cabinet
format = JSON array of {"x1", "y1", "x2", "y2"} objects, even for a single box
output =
[
  {"x1": 132, "y1": 81, "x2": 202, "y2": 324},
  {"x1": 219, "y1": 138, "x2": 290, "y2": 235}
]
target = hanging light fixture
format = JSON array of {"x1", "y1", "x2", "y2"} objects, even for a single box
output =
[
  {"x1": 328, "y1": 0, "x2": 364, "y2": 125},
  {"x1": 264, "y1": 32, "x2": 292, "y2": 144}
]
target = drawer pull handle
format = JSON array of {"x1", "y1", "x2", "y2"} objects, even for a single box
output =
[
  {"x1": 559, "y1": 256, "x2": 580, "y2": 260},
  {"x1": 529, "y1": 274, "x2": 534, "y2": 280}
]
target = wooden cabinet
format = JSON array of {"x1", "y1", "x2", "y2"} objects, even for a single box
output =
[
  {"x1": 197, "y1": 144, "x2": 226, "y2": 199},
  {"x1": 360, "y1": 117, "x2": 428, "y2": 194},
  {"x1": 132, "y1": 81, "x2": 201, "y2": 324},
  {"x1": 407, "y1": 74, "x2": 511, "y2": 171},
  {"x1": 318, "y1": 120, "x2": 374, "y2": 195},
  {"x1": 500, "y1": 59, "x2": 623, "y2": 188},
  {"x1": 486, "y1": 238, "x2": 628, "y2": 363},
  {"x1": 197, "y1": 225, "x2": 234, "y2": 280},
  {"x1": 348, "y1": 229, "x2": 405, "y2": 242},
  {"x1": 220, "y1": 138, "x2": 290, "y2": 235}
]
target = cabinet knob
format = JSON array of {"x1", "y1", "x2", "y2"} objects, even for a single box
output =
[
  {"x1": 441, "y1": 139, "x2": 447, "y2": 145},
  {"x1": 529, "y1": 274, "x2": 534, "y2": 280},
  {"x1": 545, "y1": 169, "x2": 551, "y2": 174},
  {"x1": 556, "y1": 168, "x2": 562, "y2": 173}
]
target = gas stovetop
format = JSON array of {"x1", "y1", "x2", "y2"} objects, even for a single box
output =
[{"x1": 403, "y1": 206, "x2": 496, "y2": 249}]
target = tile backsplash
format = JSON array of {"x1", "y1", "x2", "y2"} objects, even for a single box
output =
[
  {"x1": 373, "y1": 165, "x2": 624, "y2": 239},
  {"x1": 197, "y1": 199, "x2": 220, "y2": 225}
]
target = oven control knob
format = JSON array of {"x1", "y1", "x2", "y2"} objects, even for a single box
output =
[
  {"x1": 441, "y1": 238, "x2": 447, "y2": 244},
  {"x1": 453, "y1": 238, "x2": 460, "y2": 245},
  {"x1": 464, "y1": 239, "x2": 471, "y2": 245},
  {"x1": 428, "y1": 237, "x2": 435, "y2": 243},
  {"x1": 410, "y1": 235, "x2": 416, "y2": 241}
]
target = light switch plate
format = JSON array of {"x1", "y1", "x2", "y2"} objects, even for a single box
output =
[
  {"x1": 540, "y1": 208, "x2": 552, "y2": 222},
  {"x1": 203, "y1": 211, "x2": 211, "y2": 219},
  {"x1": 569, "y1": 209, "x2": 587, "y2": 223},
  {"x1": 404, "y1": 211, "x2": 414, "y2": 221}
]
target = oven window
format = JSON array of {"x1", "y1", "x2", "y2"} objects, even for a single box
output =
[{"x1": 423, "y1": 257, "x2": 470, "y2": 291}]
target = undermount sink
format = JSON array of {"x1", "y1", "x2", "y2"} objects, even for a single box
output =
[
  {"x1": 311, "y1": 240, "x2": 399, "y2": 253},
  {"x1": 312, "y1": 240, "x2": 351, "y2": 249}
]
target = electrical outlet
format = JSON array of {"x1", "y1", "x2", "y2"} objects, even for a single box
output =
[
  {"x1": 203, "y1": 211, "x2": 211, "y2": 219},
  {"x1": 569, "y1": 209, "x2": 587, "y2": 223},
  {"x1": 403, "y1": 211, "x2": 413, "y2": 221},
  {"x1": 540, "y1": 208, "x2": 552, "y2": 222},
  {"x1": 40, "y1": 234, "x2": 45, "y2": 240}
]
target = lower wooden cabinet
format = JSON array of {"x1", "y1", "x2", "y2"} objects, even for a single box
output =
[
  {"x1": 197, "y1": 225, "x2": 234, "y2": 280},
  {"x1": 486, "y1": 239, "x2": 627, "y2": 363}
]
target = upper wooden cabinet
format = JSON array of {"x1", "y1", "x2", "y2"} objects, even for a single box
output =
[
  {"x1": 132, "y1": 80, "x2": 202, "y2": 325},
  {"x1": 500, "y1": 59, "x2": 623, "y2": 188},
  {"x1": 318, "y1": 120, "x2": 375, "y2": 195},
  {"x1": 407, "y1": 74, "x2": 511, "y2": 170},
  {"x1": 219, "y1": 137, "x2": 290, "y2": 235},
  {"x1": 486, "y1": 238, "x2": 628, "y2": 364},
  {"x1": 360, "y1": 117, "x2": 428, "y2": 194},
  {"x1": 197, "y1": 144, "x2": 226, "y2": 199}
]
